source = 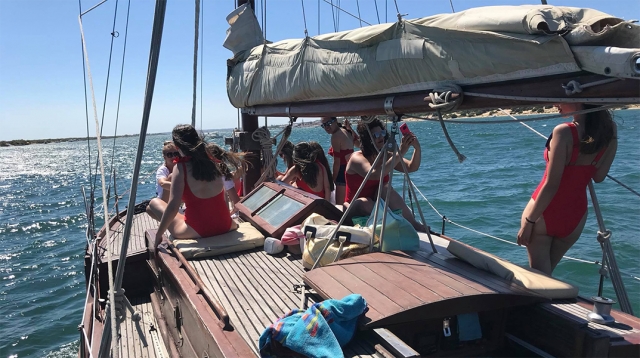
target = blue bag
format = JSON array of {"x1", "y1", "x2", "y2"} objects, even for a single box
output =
[{"x1": 366, "y1": 199, "x2": 419, "y2": 251}]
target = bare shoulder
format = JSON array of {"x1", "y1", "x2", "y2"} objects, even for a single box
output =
[{"x1": 552, "y1": 123, "x2": 573, "y2": 140}]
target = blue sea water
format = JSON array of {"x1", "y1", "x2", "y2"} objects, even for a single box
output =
[{"x1": 1, "y1": 110, "x2": 639, "y2": 357}]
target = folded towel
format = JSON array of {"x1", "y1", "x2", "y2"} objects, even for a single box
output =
[
  {"x1": 281, "y1": 225, "x2": 304, "y2": 246},
  {"x1": 259, "y1": 294, "x2": 368, "y2": 358}
]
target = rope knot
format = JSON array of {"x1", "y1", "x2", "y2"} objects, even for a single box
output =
[
  {"x1": 563, "y1": 80, "x2": 583, "y2": 96},
  {"x1": 597, "y1": 229, "x2": 612, "y2": 243}
]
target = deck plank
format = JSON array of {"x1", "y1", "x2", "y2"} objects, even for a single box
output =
[
  {"x1": 114, "y1": 295, "x2": 168, "y2": 358},
  {"x1": 192, "y1": 248, "x2": 380, "y2": 357}
]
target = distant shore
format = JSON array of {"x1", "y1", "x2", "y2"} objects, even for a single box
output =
[{"x1": 4, "y1": 105, "x2": 638, "y2": 147}]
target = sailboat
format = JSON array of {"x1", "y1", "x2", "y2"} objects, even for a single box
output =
[{"x1": 78, "y1": 1, "x2": 640, "y2": 357}]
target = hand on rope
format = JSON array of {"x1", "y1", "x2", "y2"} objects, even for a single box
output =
[{"x1": 426, "y1": 84, "x2": 466, "y2": 163}]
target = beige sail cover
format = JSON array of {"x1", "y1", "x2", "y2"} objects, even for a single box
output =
[{"x1": 226, "y1": 5, "x2": 639, "y2": 108}]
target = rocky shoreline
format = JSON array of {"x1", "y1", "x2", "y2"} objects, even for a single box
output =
[{"x1": 4, "y1": 105, "x2": 637, "y2": 147}]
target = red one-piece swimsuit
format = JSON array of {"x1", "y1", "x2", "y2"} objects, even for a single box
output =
[
  {"x1": 531, "y1": 122, "x2": 607, "y2": 238},
  {"x1": 177, "y1": 160, "x2": 232, "y2": 237}
]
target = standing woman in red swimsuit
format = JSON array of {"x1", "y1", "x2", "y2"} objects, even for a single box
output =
[
  {"x1": 518, "y1": 104, "x2": 617, "y2": 275},
  {"x1": 279, "y1": 142, "x2": 334, "y2": 202},
  {"x1": 320, "y1": 117, "x2": 359, "y2": 205},
  {"x1": 148, "y1": 124, "x2": 237, "y2": 248}
]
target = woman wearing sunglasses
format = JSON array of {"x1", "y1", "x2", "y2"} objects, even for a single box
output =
[
  {"x1": 343, "y1": 119, "x2": 426, "y2": 232},
  {"x1": 320, "y1": 116, "x2": 359, "y2": 206},
  {"x1": 148, "y1": 125, "x2": 238, "y2": 249}
]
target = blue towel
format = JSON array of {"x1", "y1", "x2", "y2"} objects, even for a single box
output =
[{"x1": 259, "y1": 294, "x2": 368, "y2": 358}]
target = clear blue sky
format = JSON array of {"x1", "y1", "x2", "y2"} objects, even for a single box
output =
[{"x1": 0, "y1": 0, "x2": 638, "y2": 141}]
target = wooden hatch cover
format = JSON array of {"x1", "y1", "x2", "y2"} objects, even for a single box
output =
[{"x1": 303, "y1": 251, "x2": 548, "y2": 328}]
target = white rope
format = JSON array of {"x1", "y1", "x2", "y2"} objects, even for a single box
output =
[
  {"x1": 79, "y1": 13, "x2": 119, "y2": 357},
  {"x1": 407, "y1": 180, "x2": 640, "y2": 281},
  {"x1": 563, "y1": 78, "x2": 619, "y2": 96},
  {"x1": 428, "y1": 85, "x2": 466, "y2": 163}
]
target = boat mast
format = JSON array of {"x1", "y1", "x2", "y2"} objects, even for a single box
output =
[{"x1": 236, "y1": 0, "x2": 263, "y2": 193}]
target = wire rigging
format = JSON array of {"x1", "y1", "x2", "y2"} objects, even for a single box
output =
[
  {"x1": 108, "y1": 0, "x2": 132, "y2": 189},
  {"x1": 323, "y1": 0, "x2": 372, "y2": 27},
  {"x1": 78, "y1": 0, "x2": 95, "y2": 237},
  {"x1": 356, "y1": 0, "x2": 362, "y2": 27},
  {"x1": 199, "y1": 0, "x2": 204, "y2": 130},
  {"x1": 373, "y1": 0, "x2": 380, "y2": 23},
  {"x1": 191, "y1": 0, "x2": 200, "y2": 127},
  {"x1": 448, "y1": 0, "x2": 455, "y2": 13},
  {"x1": 301, "y1": 0, "x2": 309, "y2": 36}
]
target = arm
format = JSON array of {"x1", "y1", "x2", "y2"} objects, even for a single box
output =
[
  {"x1": 322, "y1": 165, "x2": 331, "y2": 201},
  {"x1": 280, "y1": 166, "x2": 300, "y2": 185},
  {"x1": 517, "y1": 125, "x2": 570, "y2": 245},
  {"x1": 331, "y1": 134, "x2": 341, "y2": 182},
  {"x1": 155, "y1": 164, "x2": 185, "y2": 248},
  {"x1": 593, "y1": 123, "x2": 618, "y2": 183},
  {"x1": 394, "y1": 133, "x2": 421, "y2": 173},
  {"x1": 159, "y1": 173, "x2": 172, "y2": 190}
]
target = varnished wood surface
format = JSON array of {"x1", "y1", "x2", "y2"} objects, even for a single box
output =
[
  {"x1": 191, "y1": 248, "x2": 380, "y2": 357},
  {"x1": 97, "y1": 212, "x2": 157, "y2": 263},
  {"x1": 304, "y1": 250, "x2": 547, "y2": 328},
  {"x1": 116, "y1": 295, "x2": 170, "y2": 358}
]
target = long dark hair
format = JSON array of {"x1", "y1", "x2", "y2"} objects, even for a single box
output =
[
  {"x1": 172, "y1": 124, "x2": 221, "y2": 181},
  {"x1": 581, "y1": 105, "x2": 615, "y2": 154},
  {"x1": 206, "y1": 143, "x2": 247, "y2": 180},
  {"x1": 280, "y1": 140, "x2": 294, "y2": 168},
  {"x1": 293, "y1": 141, "x2": 334, "y2": 191},
  {"x1": 357, "y1": 118, "x2": 387, "y2": 158}
]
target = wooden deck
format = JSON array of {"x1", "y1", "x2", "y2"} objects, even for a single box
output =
[
  {"x1": 96, "y1": 212, "x2": 158, "y2": 263},
  {"x1": 115, "y1": 295, "x2": 170, "y2": 358},
  {"x1": 190, "y1": 248, "x2": 381, "y2": 357},
  {"x1": 304, "y1": 250, "x2": 547, "y2": 329}
]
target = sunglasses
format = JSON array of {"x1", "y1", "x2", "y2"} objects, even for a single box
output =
[
  {"x1": 372, "y1": 130, "x2": 387, "y2": 139},
  {"x1": 320, "y1": 118, "x2": 337, "y2": 128},
  {"x1": 164, "y1": 151, "x2": 180, "y2": 158}
]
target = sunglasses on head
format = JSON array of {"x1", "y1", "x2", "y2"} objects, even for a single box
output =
[
  {"x1": 320, "y1": 118, "x2": 337, "y2": 128},
  {"x1": 372, "y1": 130, "x2": 387, "y2": 139},
  {"x1": 164, "y1": 151, "x2": 180, "y2": 158}
]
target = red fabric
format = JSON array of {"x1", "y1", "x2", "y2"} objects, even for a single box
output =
[
  {"x1": 531, "y1": 122, "x2": 607, "y2": 237},
  {"x1": 295, "y1": 161, "x2": 326, "y2": 198},
  {"x1": 328, "y1": 147, "x2": 353, "y2": 162},
  {"x1": 180, "y1": 162, "x2": 233, "y2": 237},
  {"x1": 344, "y1": 171, "x2": 389, "y2": 203}
]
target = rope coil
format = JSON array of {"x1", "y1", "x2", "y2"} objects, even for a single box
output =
[{"x1": 426, "y1": 85, "x2": 466, "y2": 163}]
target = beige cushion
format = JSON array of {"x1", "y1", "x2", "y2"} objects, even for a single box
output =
[
  {"x1": 447, "y1": 240, "x2": 578, "y2": 299},
  {"x1": 173, "y1": 222, "x2": 265, "y2": 259}
]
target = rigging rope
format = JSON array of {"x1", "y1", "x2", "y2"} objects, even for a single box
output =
[
  {"x1": 428, "y1": 85, "x2": 466, "y2": 163},
  {"x1": 191, "y1": 0, "x2": 200, "y2": 127},
  {"x1": 200, "y1": 0, "x2": 204, "y2": 130},
  {"x1": 78, "y1": 10, "x2": 119, "y2": 356},
  {"x1": 406, "y1": 180, "x2": 640, "y2": 282},
  {"x1": 108, "y1": 0, "x2": 132, "y2": 193},
  {"x1": 373, "y1": 0, "x2": 380, "y2": 23},
  {"x1": 323, "y1": 0, "x2": 371, "y2": 26},
  {"x1": 300, "y1": 0, "x2": 309, "y2": 36},
  {"x1": 355, "y1": 0, "x2": 362, "y2": 27},
  {"x1": 78, "y1": 0, "x2": 96, "y2": 238}
]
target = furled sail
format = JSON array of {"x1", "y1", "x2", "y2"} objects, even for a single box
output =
[{"x1": 226, "y1": 5, "x2": 640, "y2": 108}]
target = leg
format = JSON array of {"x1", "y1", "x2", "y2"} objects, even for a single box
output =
[
  {"x1": 382, "y1": 184, "x2": 427, "y2": 232},
  {"x1": 147, "y1": 198, "x2": 166, "y2": 221},
  {"x1": 334, "y1": 185, "x2": 346, "y2": 206},
  {"x1": 549, "y1": 211, "x2": 587, "y2": 273},
  {"x1": 525, "y1": 214, "x2": 554, "y2": 275},
  {"x1": 343, "y1": 198, "x2": 374, "y2": 223}
]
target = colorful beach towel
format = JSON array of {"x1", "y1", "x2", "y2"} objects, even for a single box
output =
[{"x1": 258, "y1": 294, "x2": 368, "y2": 358}]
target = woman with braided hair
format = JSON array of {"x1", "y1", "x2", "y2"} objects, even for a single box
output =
[
  {"x1": 147, "y1": 124, "x2": 237, "y2": 249},
  {"x1": 279, "y1": 141, "x2": 334, "y2": 202}
]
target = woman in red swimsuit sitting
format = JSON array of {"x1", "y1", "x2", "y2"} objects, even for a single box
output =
[
  {"x1": 148, "y1": 124, "x2": 238, "y2": 248},
  {"x1": 279, "y1": 142, "x2": 334, "y2": 202},
  {"x1": 344, "y1": 118, "x2": 426, "y2": 232},
  {"x1": 518, "y1": 104, "x2": 617, "y2": 275}
]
